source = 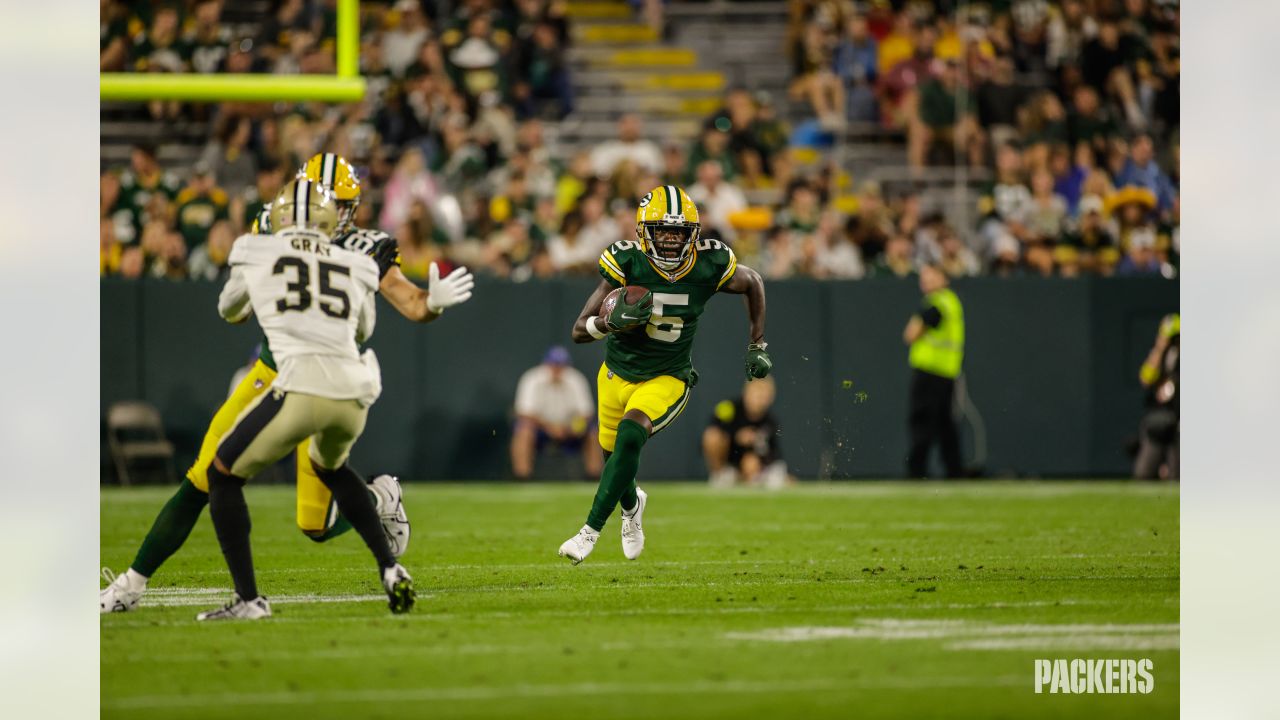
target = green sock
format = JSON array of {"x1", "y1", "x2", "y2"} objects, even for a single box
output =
[
  {"x1": 305, "y1": 488, "x2": 377, "y2": 542},
  {"x1": 130, "y1": 479, "x2": 209, "y2": 577},
  {"x1": 587, "y1": 420, "x2": 648, "y2": 531},
  {"x1": 305, "y1": 513, "x2": 353, "y2": 542}
]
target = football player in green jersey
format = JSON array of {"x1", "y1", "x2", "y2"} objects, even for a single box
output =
[{"x1": 558, "y1": 185, "x2": 771, "y2": 564}]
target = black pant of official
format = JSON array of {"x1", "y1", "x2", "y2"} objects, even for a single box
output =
[{"x1": 907, "y1": 369, "x2": 963, "y2": 479}]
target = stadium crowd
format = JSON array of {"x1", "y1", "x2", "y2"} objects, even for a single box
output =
[{"x1": 100, "y1": 0, "x2": 1178, "y2": 283}]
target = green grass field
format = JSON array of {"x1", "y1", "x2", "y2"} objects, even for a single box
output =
[{"x1": 100, "y1": 481, "x2": 1178, "y2": 719}]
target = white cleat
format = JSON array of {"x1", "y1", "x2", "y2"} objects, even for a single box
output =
[
  {"x1": 621, "y1": 488, "x2": 647, "y2": 560},
  {"x1": 369, "y1": 474, "x2": 411, "y2": 558},
  {"x1": 195, "y1": 594, "x2": 272, "y2": 621},
  {"x1": 100, "y1": 568, "x2": 144, "y2": 614},
  {"x1": 558, "y1": 526, "x2": 599, "y2": 565},
  {"x1": 381, "y1": 563, "x2": 416, "y2": 614}
]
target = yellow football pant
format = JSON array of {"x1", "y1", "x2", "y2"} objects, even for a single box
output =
[
  {"x1": 185, "y1": 360, "x2": 335, "y2": 534},
  {"x1": 596, "y1": 363, "x2": 691, "y2": 452}
]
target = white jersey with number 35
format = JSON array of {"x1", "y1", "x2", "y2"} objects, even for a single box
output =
[{"x1": 219, "y1": 228, "x2": 383, "y2": 405}]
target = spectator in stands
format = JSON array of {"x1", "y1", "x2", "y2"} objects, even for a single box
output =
[
  {"x1": 938, "y1": 227, "x2": 980, "y2": 279},
  {"x1": 776, "y1": 182, "x2": 821, "y2": 235},
  {"x1": 811, "y1": 212, "x2": 865, "y2": 279},
  {"x1": 878, "y1": 20, "x2": 936, "y2": 130},
  {"x1": 510, "y1": 346, "x2": 601, "y2": 480},
  {"x1": 685, "y1": 127, "x2": 738, "y2": 185},
  {"x1": 792, "y1": 17, "x2": 846, "y2": 129},
  {"x1": 1080, "y1": 18, "x2": 1145, "y2": 130},
  {"x1": 833, "y1": 13, "x2": 879, "y2": 123},
  {"x1": 576, "y1": 194, "x2": 621, "y2": 255},
  {"x1": 761, "y1": 226, "x2": 802, "y2": 280},
  {"x1": 188, "y1": 0, "x2": 232, "y2": 74},
  {"x1": 199, "y1": 115, "x2": 257, "y2": 195},
  {"x1": 977, "y1": 143, "x2": 1032, "y2": 258},
  {"x1": 687, "y1": 160, "x2": 747, "y2": 243},
  {"x1": 175, "y1": 163, "x2": 230, "y2": 251},
  {"x1": 975, "y1": 57, "x2": 1024, "y2": 151},
  {"x1": 906, "y1": 57, "x2": 972, "y2": 166},
  {"x1": 188, "y1": 220, "x2": 234, "y2": 281},
  {"x1": 384, "y1": 0, "x2": 432, "y2": 77},
  {"x1": 703, "y1": 376, "x2": 787, "y2": 489},
  {"x1": 1068, "y1": 85, "x2": 1119, "y2": 155},
  {"x1": 546, "y1": 210, "x2": 595, "y2": 275},
  {"x1": 116, "y1": 144, "x2": 182, "y2": 245},
  {"x1": 443, "y1": 14, "x2": 510, "y2": 106},
  {"x1": 659, "y1": 142, "x2": 687, "y2": 186},
  {"x1": 870, "y1": 234, "x2": 916, "y2": 278},
  {"x1": 1115, "y1": 226, "x2": 1162, "y2": 276},
  {"x1": 512, "y1": 20, "x2": 573, "y2": 119},
  {"x1": 1059, "y1": 194, "x2": 1120, "y2": 275},
  {"x1": 100, "y1": 1, "x2": 130, "y2": 71},
  {"x1": 554, "y1": 151, "x2": 592, "y2": 216},
  {"x1": 119, "y1": 246, "x2": 146, "y2": 279},
  {"x1": 590, "y1": 114, "x2": 663, "y2": 179},
  {"x1": 1026, "y1": 168, "x2": 1068, "y2": 244},
  {"x1": 238, "y1": 162, "x2": 284, "y2": 233},
  {"x1": 1114, "y1": 133, "x2": 1177, "y2": 213}
]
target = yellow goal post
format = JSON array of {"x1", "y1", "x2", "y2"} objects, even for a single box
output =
[{"x1": 100, "y1": 0, "x2": 365, "y2": 103}]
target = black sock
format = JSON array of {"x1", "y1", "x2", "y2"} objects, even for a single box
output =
[
  {"x1": 206, "y1": 464, "x2": 258, "y2": 600},
  {"x1": 314, "y1": 461, "x2": 396, "y2": 569}
]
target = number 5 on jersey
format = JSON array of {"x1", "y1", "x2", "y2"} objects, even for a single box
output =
[{"x1": 647, "y1": 293, "x2": 688, "y2": 342}]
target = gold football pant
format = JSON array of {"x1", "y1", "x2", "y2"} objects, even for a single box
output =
[
  {"x1": 595, "y1": 363, "x2": 691, "y2": 451},
  {"x1": 185, "y1": 360, "x2": 338, "y2": 535}
]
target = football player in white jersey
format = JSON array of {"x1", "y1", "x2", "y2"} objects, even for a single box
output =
[
  {"x1": 196, "y1": 180, "x2": 421, "y2": 620},
  {"x1": 102, "y1": 153, "x2": 474, "y2": 614}
]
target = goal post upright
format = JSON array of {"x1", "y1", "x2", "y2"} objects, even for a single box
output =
[{"x1": 100, "y1": 0, "x2": 365, "y2": 103}]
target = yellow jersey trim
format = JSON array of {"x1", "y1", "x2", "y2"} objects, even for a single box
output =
[
  {"x1": 716, "y1": 252, "x2": 738, "y2": 290},
  {"x1": 599, "y1": 256, "x2": 626, "y2": 284},
  {"x1": 645, "y1": 246, "x2": 698, "y2": 283}
]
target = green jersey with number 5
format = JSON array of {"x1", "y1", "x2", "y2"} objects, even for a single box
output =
[{"x1": 597, "y1": 238, "x2": 738, "y2": 382}]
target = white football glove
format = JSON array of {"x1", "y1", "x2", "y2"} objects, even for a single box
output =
[{"x1": 426, "y1": 262, "x2": 475, "y2": 314}]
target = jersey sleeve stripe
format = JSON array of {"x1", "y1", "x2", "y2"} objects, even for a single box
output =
[
  {"x1": 599, "y1": 255, "x2": 625, "y2": 284},
  {"x1": 716, "y1": 252, "x2": 738, "y2": 289}
]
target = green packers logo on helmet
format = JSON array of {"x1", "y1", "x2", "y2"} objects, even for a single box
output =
[{"x1": 635, "y1": 185, "x2": 701, "y2": 271}]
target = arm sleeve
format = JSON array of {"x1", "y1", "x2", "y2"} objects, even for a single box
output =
[
  {"x1": 598, "y1": 248, "x2": 626, "y2": 287},
  {"x1": 217, "y1": 266, "x2": 252, "y2": 323},
  {"x1": 919, "y1": 305, "x2": 942, "y2": 328},
  {"x1": 372, "y1": 236, "x2": 402, "y2": 279}
]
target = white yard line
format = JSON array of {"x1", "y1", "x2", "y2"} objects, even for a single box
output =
[{"x1": 725, "y1": 619, "x2": 1181, "y2": 650}]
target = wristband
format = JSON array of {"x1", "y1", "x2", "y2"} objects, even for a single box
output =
[{"x1": 586, "y1": 316, "x2": 608, "y2": 340}]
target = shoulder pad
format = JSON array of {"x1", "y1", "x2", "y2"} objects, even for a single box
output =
[{"x1": 599, "y1": 239, "x2": 643, "y2": 286}]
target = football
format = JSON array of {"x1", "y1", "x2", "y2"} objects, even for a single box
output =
[{"x1": 599, "y1": 285, "x2": 650, "y2": 324}]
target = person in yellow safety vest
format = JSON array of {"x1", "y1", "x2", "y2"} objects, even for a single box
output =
[{"x1": 902, "y1": 264, "x2": 966, "y2": 478}]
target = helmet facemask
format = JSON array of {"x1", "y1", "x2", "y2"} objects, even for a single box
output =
[
  {"x1": 334, "y1": 197, "x2": 360, "y2": 233},
  {"x1": 641, "y1": 219, "x2": 700, "y2": 271}
]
